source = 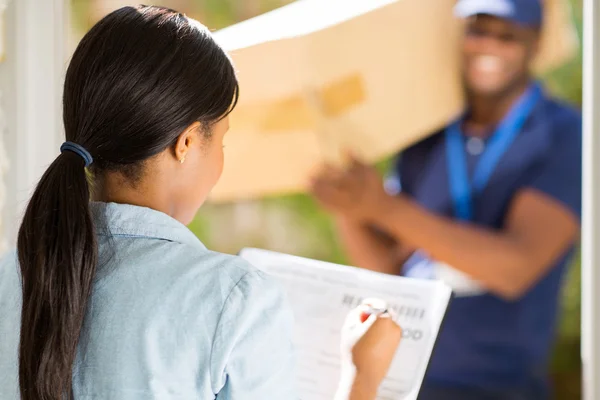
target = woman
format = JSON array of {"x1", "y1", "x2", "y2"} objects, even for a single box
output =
[{"x1": 0, "y1": 5, "x2": 400, "y2": 400}]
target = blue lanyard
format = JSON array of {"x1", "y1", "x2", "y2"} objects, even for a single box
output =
[{"x1": 445, "y1": 84, "x2": 542, "y2": 221}]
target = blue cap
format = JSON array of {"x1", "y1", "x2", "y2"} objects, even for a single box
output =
[{"x1": 454, "y1": 0, "x2": 543, "y2": 28}]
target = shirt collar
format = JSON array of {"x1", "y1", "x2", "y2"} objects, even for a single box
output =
[
  {"x1": 454, "y1": 81, "x2": 547, "y2": 136},
  {"x1": 90, "y1": 202, "x2": 205, "y2": 249}
]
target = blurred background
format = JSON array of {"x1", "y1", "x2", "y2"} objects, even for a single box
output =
[{"x1": 66, "y1": 0, "x2": 580, "y2": 398}]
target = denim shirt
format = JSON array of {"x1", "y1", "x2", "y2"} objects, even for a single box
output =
[{"x1": 0, "y1": 202, "x2": 297, "y2": 399}]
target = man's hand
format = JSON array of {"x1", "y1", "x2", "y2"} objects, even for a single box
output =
[{"x1": 310, "y1": 155, "x2": 389, "y2": 222}]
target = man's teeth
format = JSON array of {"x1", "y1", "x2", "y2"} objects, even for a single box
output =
[{"x1": 473, "y1": 55, "x2": 503, "y2": 73}]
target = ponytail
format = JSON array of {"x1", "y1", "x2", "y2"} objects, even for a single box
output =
[
  {"x1": 16, "y1": 5, "x2": 240, "y2": 397},
  {"x1": 17, "y1": 150, "x2": 97, "y2": 399}
]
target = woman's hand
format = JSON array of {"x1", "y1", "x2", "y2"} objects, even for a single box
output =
[
  {"x1": 350, "y1": 315, "x2": 402, "y2": 400},
  {"x1": 335, "y1": 299, "x2": 402, "y2": 400}
]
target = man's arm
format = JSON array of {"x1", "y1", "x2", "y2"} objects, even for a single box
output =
[
  {"x1": 313, "y1": 124, "x2": 581, "y2": 300},
  {"x1": 370, "y1": 188, "x2": 579, "y2": 300},
  {"x1": 316, "y1": 157, "x2": 415, "y2": 275},
  {"x1": 370, "y1": 118, "x2": 582, "y2": 300},
  {"x1": 334, "y1": 217, "x2": 413, "y2": 275}
]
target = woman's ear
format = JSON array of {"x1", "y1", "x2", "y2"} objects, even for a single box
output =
[{"x1": 174, "y1": 122, "x2": 202, "y2": 163}]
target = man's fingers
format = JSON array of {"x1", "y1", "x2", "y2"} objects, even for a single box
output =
[
  {"x1": 343, "y1": 149, "x2": 364, "y2": 166},
  {"x1": 313, "y1": 163, "x2": 346, "y2": 182},
  {"x1": 311, "y1": 179, "x2": 348, "y2": 209},
  {"x1": 313, "y1": 160, "x2": 368, "y2": 192}
]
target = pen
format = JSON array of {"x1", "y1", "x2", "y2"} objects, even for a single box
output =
[{"x1": 360, "y1": 304, "x2": 389, "y2": 323}]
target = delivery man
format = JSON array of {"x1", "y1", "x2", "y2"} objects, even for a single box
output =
[{"x1": 311, "y1": 0, "x2": 582, "y2": 398}]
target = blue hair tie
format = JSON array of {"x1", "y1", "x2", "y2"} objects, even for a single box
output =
[{"x1": 60, "y1": 142, "x2": 93, "y2": 167}]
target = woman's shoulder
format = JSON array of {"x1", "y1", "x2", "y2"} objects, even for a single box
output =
[
  {"x1": 152, "y1": 244, "x2": 285, "y2": 310},
  {"x1": 177, "y1": 248, "x2": 290, "y2": 329},
  {"x1": 180, "y1": 245, "x2": 271, "y2": 287}
]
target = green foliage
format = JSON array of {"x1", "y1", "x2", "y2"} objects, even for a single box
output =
[
  {"x1": 263, "y1": 193, "x2": 348, "y2": 264},
  {"x1": 543, "y1": 0, "x2": 583, "y2": 107},
  {"x1": 543, "y1": 2, "x2": 583, "y2": 394},
  {"x1": 203, "y1": 0, "x2": 236, "y2": 29}
]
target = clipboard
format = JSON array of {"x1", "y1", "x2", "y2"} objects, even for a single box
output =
[{"x1": 239, "y1": 247, "x2": 453, "y2": 400}]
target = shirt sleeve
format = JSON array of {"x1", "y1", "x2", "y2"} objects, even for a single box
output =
[
  {"x1": 211, "y1": 269, "x2": 297, "y2": 400},
  {"x1": 384, "y1": 155, "x2": 403, "y2": 196},
  {"x1": 520, "y1": 112, "x2": 582, "y2": 219},
  {"x1": 386, "y1": 135, "x2": 436, "y2": 198}
]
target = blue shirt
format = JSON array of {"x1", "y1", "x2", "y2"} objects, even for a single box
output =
[
  {"x1": 0, "y1": 202, "x2": 297, "y2": 399},
  {"x1": 389, "y1": 88, "x2": 582, "y2": 392}
]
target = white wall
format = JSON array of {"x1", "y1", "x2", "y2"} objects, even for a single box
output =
[
  {"x1": 0, "y1": 0, "x2": 67, "y2": 251},
  {"x1": 0, "y1": 1, "x2": 18, "y2": 254}
]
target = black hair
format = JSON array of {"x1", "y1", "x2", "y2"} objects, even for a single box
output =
[{"x1": 17, "y1": 6, "x2": 238, "y2": 399}]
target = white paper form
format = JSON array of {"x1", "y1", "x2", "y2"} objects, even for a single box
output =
[{"x1": 239, "y1": 248, "x2": 452, "y2": 400}]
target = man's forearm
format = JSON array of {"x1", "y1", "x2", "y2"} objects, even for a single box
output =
[
  {"x1": 368, "y1": 195, "x2": 548, "y2": 299},
  {"x1": 335, "y1": 216, "x2": 403, "y2": 275}
]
